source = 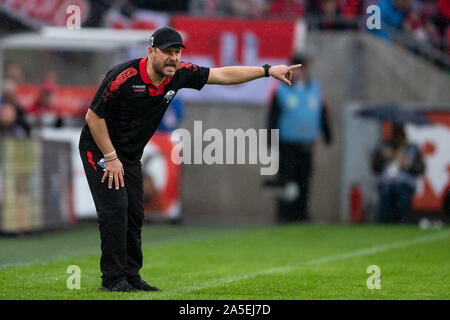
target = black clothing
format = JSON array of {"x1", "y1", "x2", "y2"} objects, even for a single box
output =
[
  {"x1": 277, "y1": 142, "x2": 313, "y2": 222},
  {"x1": 79, "y1": 58, "x2": 209, "y2": 165},
  {"x1": 80, "y1": 150, "x2": 145, "y2": 287},
  {"x1": 99, "y1": 279, "x2": 138, "y2": 292},
  {"x1": 128, "y1": 279, "x2": 160, "y2": 291},
  {"x1": 371, "y1": 142, "x2": 425, "y2": 176},
  {"x1": 79, "y1": 58, "x2": 209, "y2": 286}
]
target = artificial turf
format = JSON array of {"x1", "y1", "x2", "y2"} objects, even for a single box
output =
[{"x1": 0, "y1": 223, "x2": 449, "y2": 300}]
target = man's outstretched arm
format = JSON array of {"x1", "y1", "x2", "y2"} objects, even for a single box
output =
[{"x1": 207, "y1": 64, "x2": 302, "y2": 86}]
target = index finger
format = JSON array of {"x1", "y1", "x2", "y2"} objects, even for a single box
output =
[
  {"x1": 101, "y1": 171, "x2": 108, "y2": 183},
  {"x1": 288, "y1": 64, "x2": 302, "y2": 71}
]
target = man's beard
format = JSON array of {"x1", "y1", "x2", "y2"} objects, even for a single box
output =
[{"x1": 152, "y1": 60, "x2": 176, "y2": 78}]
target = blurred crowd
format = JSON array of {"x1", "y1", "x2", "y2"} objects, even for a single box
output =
[
  {"x1": 117, "y1": 0, "x2": 363, "y2": 26},
  {"x1": 0, "y1": 62, "x2": 63, "y2": 138},
  {"x1": 111, "y1": 0, "x2": 450, "y2": 55},
  {"x1": 366, "y1": 0, "x2": 450, "y2": 54}
]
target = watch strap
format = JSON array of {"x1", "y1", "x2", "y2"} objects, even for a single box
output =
[{"x1": 263, "y1": 64, "x2": 271, "y2": 77}]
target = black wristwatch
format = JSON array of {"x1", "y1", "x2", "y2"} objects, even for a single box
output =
[{"x1": 262, "y1": 64, "x2": 271, "y2": 77}]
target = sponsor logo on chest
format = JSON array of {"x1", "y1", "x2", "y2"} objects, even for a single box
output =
[{"x1": 132, "y1": 84, "x2": 147, "y2": 93}]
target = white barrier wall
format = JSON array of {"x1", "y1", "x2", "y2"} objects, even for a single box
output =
[{"x1": 40, "y1": 128, "x2": 95, "y2": 218}]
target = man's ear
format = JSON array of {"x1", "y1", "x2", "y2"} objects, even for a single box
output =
[{"x1": 148, "y1": 46, "x2": 155, "y2": 57}]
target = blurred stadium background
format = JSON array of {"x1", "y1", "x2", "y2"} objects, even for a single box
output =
[{"x1": 0, "y1": 0, "x2": 449, "y2": 232}]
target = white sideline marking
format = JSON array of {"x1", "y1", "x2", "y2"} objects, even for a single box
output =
[
  {"x1": 0, "y1": 262, "x2": 35, "y2": 270},
  {"x1": 160, "y1": 230, "x2": 450, "y2": 295}
]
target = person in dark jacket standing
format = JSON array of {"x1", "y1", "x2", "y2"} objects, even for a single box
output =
[
  {"x1": 268, "y1": 53, "x2": 332, "y2": 223},
  {"x1": 371, "y1": 124, "x2": 425, "y2": 223}
]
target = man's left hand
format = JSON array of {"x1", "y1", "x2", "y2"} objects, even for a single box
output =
[{"x1": 269, "y1": 64, "x2": 302, "y2": 85}]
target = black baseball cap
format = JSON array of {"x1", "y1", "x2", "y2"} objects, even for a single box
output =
[{"x1": 150, "y1": 26, "x2": 186, "y2": 49}]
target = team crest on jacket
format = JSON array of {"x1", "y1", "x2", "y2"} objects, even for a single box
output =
[{"x1": 164, "y1": 90, "x2": 176, "y2": 103}]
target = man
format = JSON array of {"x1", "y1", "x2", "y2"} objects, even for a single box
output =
[
  {"x1": 0, "y1": 101, "x2": 27, "y2": 138},
  {"x1": 268, "y1": 53, "x2": 332, "y2": 223},
  {"x1": 371, "y1": 124, "x2": 425, "y2": 223},
  {"x1": 2, "y1": 79, "x2": 31, "y2": 136},
  {"x1": 79, "y1": 26, "x2": 301, "y2": 292}
]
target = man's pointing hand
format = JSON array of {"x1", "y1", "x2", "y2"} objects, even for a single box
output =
[{"x1": 269, "y1": 64, "x2": 302, "y2": 86}]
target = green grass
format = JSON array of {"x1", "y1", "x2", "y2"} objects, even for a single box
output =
[{"x1": 0, "y1": 223, "x2": 449, "y2": 300}]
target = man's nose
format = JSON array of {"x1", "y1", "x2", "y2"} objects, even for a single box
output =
[{"x1": 168, "y1": 51, "x2": 178, "y2": 58}]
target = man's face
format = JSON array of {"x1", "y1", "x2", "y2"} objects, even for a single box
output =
[
  {"x1": 0, "y1": 103, "x2": 17, "y2": 128},
  {"x1": 40, "y1": 91, "x2": 53, "y2": 106},
  {"x1": 391, "y1": 125, "x2": 406, "y2": 147},
  {"x1": 2, "y1": 79, "x2": 17, "y2": 102},
  {"x1": 292, "y1": 64, "x2": 309, "y2": 83},
  {"x1": 150, "y1": 46, "x2": 182, "y2": 78},
  {"x1": 322, "y1": 0, "x2": 337, "y2": 14}
]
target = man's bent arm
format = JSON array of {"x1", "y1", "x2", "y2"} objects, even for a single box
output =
[
  {"x1": 85, "y1": 109, "x2": 125, "y2": 190},
  {"x1": 85, "y1": 109, "x2": 116, "y2": 156},
  {"x1": 207, "y1": 64, "x2": 302, "y2": 86}
]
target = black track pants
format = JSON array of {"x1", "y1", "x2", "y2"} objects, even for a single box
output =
[
  {"x1": 277, "y1": 143, "x2": 313, "y2": 223},
  {"x1": 79, "y1": 149, "x2": 144, "y2": 287}
]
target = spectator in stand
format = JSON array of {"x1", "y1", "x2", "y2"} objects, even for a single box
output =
[
  {"x1": 404, "y1": 7, "x2": 440, "y2": 46},
  {"x1": 0, "y1": 101, "x2": 27, "y2": 138},
  {"x1": 226, "y1": 0, "x2": 268, "y2": 17},
  {"x1": 269, "y1": 0, "x2": 306, "y2": 18},
  {"x1": 336, "y1": 0, "x2": 362, "y2": 19},
  {"x1": 371, "y1": 124, "x2": 425, "y2": 223},
  {"x1": 307, "y1": 0, "x2": 361, "y2": 29},
  {"x1": 317, "y1": 0, "x2": 358, "y2": 30},
  {"x1": 189, "y1": 0, "x2": 229, "y2": 16},
  {"x1": 368, "y1": 0, "x2": 412, "y2": 40},
  {"x1": 2, "y1": 78, "x2": 18, "y2": 104},
  {"x1": 319, "y1": 0, "x2": 341, "y2": 29},
  {"x1": 4, "y1": 62, "x2": 25, "y2": 84},
  {"x1": 133, "y1": 0, "x2": 188, "y2": 11},
  {"x1": 2, "y1": 78, "x2": 31, "y2": 136},
  {"x1": 434, "y1": 0, "x2": 450, "y2": 36},
  {"x1": 83, "y1": 0, "x2": 112, "y2": 27},
  {"x1": 430, "y1": 0, "x2": 450, "y2": 53},
  {"x1": 28, "y1": 79, "x2": 63, "y2": 129}
]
